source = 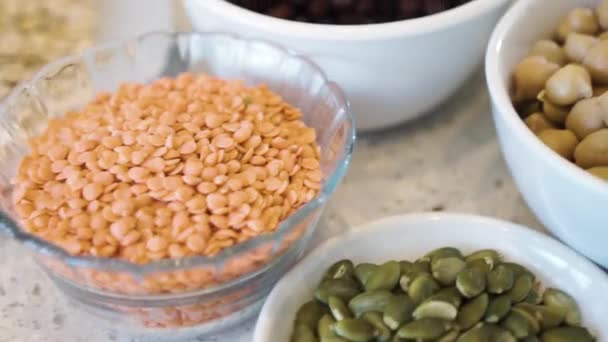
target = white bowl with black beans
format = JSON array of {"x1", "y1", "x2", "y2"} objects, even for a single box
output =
[
  {"x1": 183, "y1": 0, "x2": 512, "y2": 131},
  {"x1": 486, "y1": 0, "x2": 608, "y2": 269},
  {"x1": 254, "y1": 213, "x2": 608, "y2": 342}
]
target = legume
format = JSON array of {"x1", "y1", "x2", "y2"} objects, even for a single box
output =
[
  {"x1": 228, "y1": 0, "x2": 472, "y2": 25},
  {"x1": 512, "y1": 0, "x2": 608, "y2": 181},
  {"x1": 13, "y1": 72, "x2": 322, "y2": 264}
]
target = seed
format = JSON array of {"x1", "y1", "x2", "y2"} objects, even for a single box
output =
[
  {"x1": 542, "y1": 288, "x2": 581, "y2": 326},
  {"x1": 383, "y1": 294, "x2": 415, "y2": 330},
  {"x1": 364, "y1": 260, "x2": 400, "y2": 291},
  {"x1": 487, "y1": 264, "x2": 515, "y2": 294},
  {"x1": 315, "y1": 279, "x2": 361, "y2": 305},
  {"x1": 485, "y1": 295, "x2": 512, "y2": 323},
  {"x1": 328, "y1": 296, "x2": 352, "y2": 321},
  {"x1": 397, "y1": 318, "x2": 451, "y2": 340},
  {"x1": 146, "y1": 236, "x2": 168, "y2": 252},
  {"x1": 334, "y1": 318, "x2": 375, "y2": 342},
  {"x1": 82, "y1": 183, "x2": 103, "y2": 201},
  {"x1": 457, "y1": 293, "x2": 489, "y2": 330},
  {"x1": 431, "y1": 257, "x2": 466, "y2": 286},
  {"x1": 456, "y1": 267, "x2": 487, "y2": 298}
]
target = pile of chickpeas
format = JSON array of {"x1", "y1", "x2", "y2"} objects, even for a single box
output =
[
  {"x1": 512, "y1": 1, "x2": 608, "y2": 181},
  {"x1": 12, "y1": 72, "x2": 323, "y2": 264}
]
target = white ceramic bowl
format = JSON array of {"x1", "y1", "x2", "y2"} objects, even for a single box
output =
[
  {"x1": 254, "y1": 213, "x2": 608, "y2": 341},
  {"x1": 183, "y1": 0, "x2": 511, "y2": 131},
  {"x1": 486, "y1": 0, "x2": 608, "y2": 269}
]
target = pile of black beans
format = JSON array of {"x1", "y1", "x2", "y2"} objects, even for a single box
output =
[{"x1": 227, "y1": 0, "x2": 472, "y2": 25}]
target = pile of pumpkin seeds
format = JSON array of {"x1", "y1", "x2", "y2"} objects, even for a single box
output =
[{"x1": 291, "y1": 248, "x2": 595, "y2": 342}]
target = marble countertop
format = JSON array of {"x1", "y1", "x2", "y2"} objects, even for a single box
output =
[
  {"x1": 0, "y1": 2, "x2": 546, "y2": 341},
  {"x1": 0, "y1": 69, "x2": 545, "y2": 342}
]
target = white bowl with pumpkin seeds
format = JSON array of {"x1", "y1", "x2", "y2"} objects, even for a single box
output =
[{"x1": 254, "y1": 213, "x2": 608, "y2": 341}]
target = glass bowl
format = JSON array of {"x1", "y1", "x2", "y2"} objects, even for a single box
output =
[{"x1": 0, "y1": 32, "x2": 355, "y2": 338}]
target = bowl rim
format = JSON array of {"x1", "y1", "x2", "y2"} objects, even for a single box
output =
[
  {"x1": 0, "y1": 31, "x2": 356, "y2": 276},
  {"x1": 485, "y1": 0, "x2": 608, "y2": 192},
  {"x1": 253, "y1": 212, "x2": 608, "y2": 342},
  {"x1": 186, "y1": 0, "x2": 513, "y2": 41}
]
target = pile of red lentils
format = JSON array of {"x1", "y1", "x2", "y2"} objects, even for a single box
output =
[{"x1": 12, "y1": 72, "x2": 322, "y2": 264}]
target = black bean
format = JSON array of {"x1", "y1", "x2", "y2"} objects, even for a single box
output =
[
  {"x1": 227, "y1": 0, "x2": 471, "y2": 24},
  {"x1": 267, "y1": 3, "x2": 293, "y2": 19},
  {"x1": 422, "y1": 0, "x2": 450, "y2": 15},
  {"x1": 307, "y1": 0, "x2": 331, "y2": 19}
]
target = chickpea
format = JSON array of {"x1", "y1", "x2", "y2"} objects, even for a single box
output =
[
  {"x1": 538, "y1": 129, "x2": 579, "y2": 160},
  {"x1": 583, "y1": 40, "x2": 608, "y2": 84},
  {"x1": 592, "y1": 85, "x2": 608, "y2": 96},
  {"x1": 544, "y1": 64, "x2": 593, "y2": 106},
  {"x1": 540, "y1": 94, "x2": 571, "y2": 124},
  {"x1": 515, "y1": 100, "x2": 542, "y2": 118},
  {"x1": 512, "y1": 56, "x2": 560, "y2": 102},
  {"x1": 574, "y1": 129, "x2": 608, "y2": 168},
  {"x1": 587, "y1": 166, "x2": 608, "y2": 180},
  {"x1": 556, "y1": 8, "x2": 600, "y2": 42},
  {"x1": 564, "y1": 33, "x2": 598, "y2": 63},
  {"x1": 598, "y1": 31, "x2": 608, "y2": 40},
  {"x1": 597, "y1": 0, "x2": 608, "y2": 30},
  {"x1": 524, "y1": 112, "x2": 556, "y2": 134},
  {"x1": 529, "y1": 40, "x2": 567, "y2": 66},
  {"x1": 565, "y1": 98, "x2": 606, "y2": 140}
]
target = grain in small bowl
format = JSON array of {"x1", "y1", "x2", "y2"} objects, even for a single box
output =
[
  {"x1": 0, "y1": 32, "x2": 355, "y2": 339},
  {"x1": 486, "y1": 0, "x2": 608, "y2": 269}
]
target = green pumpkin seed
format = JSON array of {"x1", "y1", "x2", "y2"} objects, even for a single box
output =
[
  {"x1": 487, "y1": 264, "x2": 515, "y2": 294},
  {"x1": 456, "y1": 267, "x2": 486, "y2": 298},
  {"x1": 397, "y1": 318, "x2": 451, "y2": 339},
  {"x1": 542, "y1": 288, "x2": 581, "y2": 326},
  {"x1": 413, "y1": 298, "x2": 458, "y2": 320},
  {"x1": 409, "y1": 273, "x2": 441, "y2": 304},
  {"x1": 457, "y1": 293, "x2": 489, "y2": 330},
  {"x1": 501, "y1": 307, "x2": 540, "y2": 338},
  {"x1": 292, "y1": 324, "x2": 319, "y2": 342},
  {"x1": 432, "y1": 257, "x2": 467, "y2": 286},
  {"x1": 362, "y1": 312, "x2": 391, "y2": 342},
  {"x1": 295, "y1": 300, "x2": 328, "y2": 330},
  {"x1": 399, "y1": 260, "x2": 413, "y2": 274},
  {"x1": 318, "y1": 314, "x2": 336, "y2": 338},
  {"x1": 320, "y1": 337, "x2": 349, "y2": 342},
  {"x1": 355, "y1": 263, "x2": 379, "y2": 287},
  {"x1": 540, "y1": 327, "x2": 594, "y2": 342},
  {"x1": 438, "y1": 329, "x2": 460, "y2": 342},
  {"x1": 329, "y1": 296, "x2": 353, "y2": 321},
  {"x1": 485, "y1": 295, "x2": 512, "y2": 323},
  {"x1": 365, "y1": 261, "x2": 401, "y2": 291},
  {"x1": 465, "y1": 249, "x2": 502, "y2": 269},
  {"x1": 524, "y1": 284, "x2": 543, "y2": 304},
  {"x1": 515, "y1": 303, "x2": 565, "y2": 330},
  {"x1": 334, "y1": 318, "x2": 376, "y2": 342},
  {"x1": 382, "y1": 294, "x2": 415, "y2": 330},
  {"x1": 315, "y1": 279, "x2": 362, "y2": 304},
  {"x1": 522, "y1": 337, "x2": 540, "y2": 342},
  {"x1": 456, "y1": 323, "x2": 517, "y2": 342},
  {"x1": 501, "y1": 262, "x2": 534, "y2": 280},
  {"x1": 412, "y1": 259, "x2": 431, "y2": 273},
  {"x1": 422, "y1": 247, "x2": 463, "y2": 263},
  {"x1": 507, "y1": 274, "x2": 534, "y2": 303},
  {"x1": 324, "y1": 260, "x2": 355, "y2": 281},
  {"x1": 429, "y1": 287, "x2": 463, "y2": 308},
  {"x1": 348, "y1": 290, "x2": 394, "y2": 317},
  {"x1": 467, "y1": 258, "x2": 493, "y2": 275}
]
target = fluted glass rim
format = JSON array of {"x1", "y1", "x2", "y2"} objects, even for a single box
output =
[{"x1": 0, "y1": 31, "x2": 356, "y2": 276}]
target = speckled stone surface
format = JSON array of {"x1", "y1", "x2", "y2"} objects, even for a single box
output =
[{"x1": 0, "y1": 69, "x2": 547, "y2": 342}]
